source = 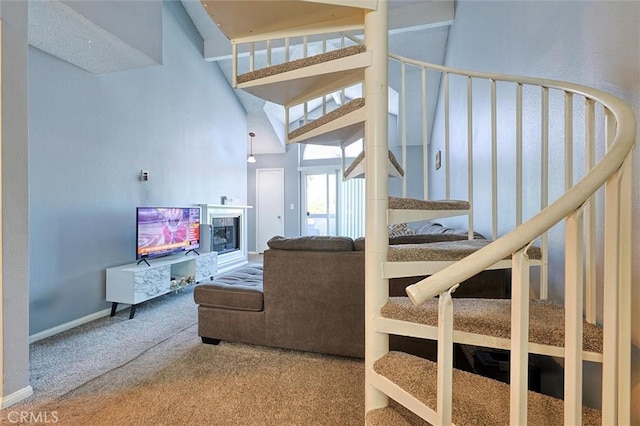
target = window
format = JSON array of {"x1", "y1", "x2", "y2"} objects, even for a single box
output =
[
  {"x1": 301, "y1": 169, "x2": 364, "y2": 239},
  {"x1": 302, "y1": 139, "x2": 363, "y2": 161}
]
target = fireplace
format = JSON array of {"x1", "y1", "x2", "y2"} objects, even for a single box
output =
[
  {"x1": 200, "y1": 204, "x2": 252, "y2": 275},
  {"x1": 212, "y1": 217, "x2": 240, "y2": 254}
]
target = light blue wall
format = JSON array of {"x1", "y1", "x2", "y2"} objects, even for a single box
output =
[
  {"x1": 1, "y1": 0, "x2": 30, "y2": 401},
  {"x1": 28, "y1": 1, "x2": 247, "y2": 335},
  {"x1": 433, "y1": 0, "x2": 639, "y2": 419},
  {"x1": 390, "y1": 145, "x2": 425, "y2": 200}
]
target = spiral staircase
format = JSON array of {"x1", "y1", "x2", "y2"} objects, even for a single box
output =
[{"x1": 201, "y1": 1, "x2": 636, "y2": 424}]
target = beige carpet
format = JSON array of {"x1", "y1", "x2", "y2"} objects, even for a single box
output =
[
  {"x1": 374, "y1": 351, "x2": 602, "y2": 426},
  {"x1": 7, "y1": 324, "x2": 365, "y2": 426},
  {"x1": 4, "y1": 280, "x2": 365, "y2": 426}
]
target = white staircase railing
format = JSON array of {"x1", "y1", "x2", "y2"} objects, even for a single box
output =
[
  {"x1": 403, "y1": 65, "x2": 636, "y2": 424},
  {"x1": 231, "y1": 30, "x2": 361, "y2": 89}
]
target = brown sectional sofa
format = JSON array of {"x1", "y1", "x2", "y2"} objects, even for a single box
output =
[{"x1": 193, "y1": 227, "x2": 509, "y2": 359}]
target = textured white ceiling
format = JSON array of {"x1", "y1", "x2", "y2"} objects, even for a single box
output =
[{"x1": 28, "y1": 1, "x2": 159, "y2": 74}]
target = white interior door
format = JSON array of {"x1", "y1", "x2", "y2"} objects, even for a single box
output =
[{"x1": 256, "y1": 168, "x2": 284, "y2": 253}]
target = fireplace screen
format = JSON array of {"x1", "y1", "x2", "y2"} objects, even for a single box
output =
[{"x1": 212, "y1": 217, "x2": 240, "y2": 254}]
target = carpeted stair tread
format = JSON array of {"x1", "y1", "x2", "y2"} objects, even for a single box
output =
[
  {"x1": 389, "y1": 196, "x2": 470, "y2": 211},
  {"x1": 344, "y1": 149, "x2": 404, "y2": 179},
  {"x1": 382, "y1": 297, "x2": 603, "y2": 353},
  {"x1": 237, "y1": 44, "x2": 366, "y2": 84},
  {"x1": 288, "y1": 97, "x2": 365, "y2": 141},
  {"x1": 366, "y1": 407, "x2": 417, "y2": 426},
  {"x1": 374, "y1": 351, "x2": 602, "y2": 426},
  {"x1": 366, "y1": 400, "x2": 431, "y2": 425},
  {"x1": 387, "y1": 239, "x2": 542, "y2": 262}
]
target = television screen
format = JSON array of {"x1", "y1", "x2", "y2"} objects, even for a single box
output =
[{"x1": 136, "y1": 207, "x2": 200, "y2": 260}]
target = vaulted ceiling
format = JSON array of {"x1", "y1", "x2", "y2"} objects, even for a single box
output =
[
  {"x1": 181, "y1": 0, "x2": 454, "y2": 154},
  {"x1": 28, "y1": 0, "x2": 454, "y2": 155}
]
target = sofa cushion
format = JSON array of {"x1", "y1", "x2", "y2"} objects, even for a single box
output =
[
  {"x1": 194, "y1": 265, "x2": 264, "y2": 312},
  {"x1": 267, "y1": 235, "x2": 354, "y2": 252}
]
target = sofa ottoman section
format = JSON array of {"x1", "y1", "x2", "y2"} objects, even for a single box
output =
[{"x1": 194, "y1": 265, "x2": 265, "y2": 346}]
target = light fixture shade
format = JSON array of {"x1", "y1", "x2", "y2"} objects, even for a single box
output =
[{"x1": 247, "y1": 131, "x2": 256, "y2": 163}]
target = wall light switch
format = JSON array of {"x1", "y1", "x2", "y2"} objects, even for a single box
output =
[
  {"x1": 140, "y1": 170, "x2": 149, "y2": 181},
  {"x1": 290, "y1": 203, "x2": 295, "y2": 210}
]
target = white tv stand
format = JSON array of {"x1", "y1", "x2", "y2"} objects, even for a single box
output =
[{"x1": 106, "y1": 251, "x2": 217, "y2": 319}]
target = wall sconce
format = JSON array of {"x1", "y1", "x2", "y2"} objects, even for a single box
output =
[{"x1": 247, "y1": 132, "x2": 256, "y2": 163}]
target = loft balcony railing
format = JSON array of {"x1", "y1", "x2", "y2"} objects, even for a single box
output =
[{"x1": 230, "y1": 31, "x2": 362, "y2": 89}]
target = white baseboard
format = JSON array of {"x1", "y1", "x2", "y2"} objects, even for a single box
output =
[
  {"x1": 2, "y1": 385, "x2": 33, "y2": 408},
  {"x1": 29, "y1": 306, "x2": 125, "y2": 344}
]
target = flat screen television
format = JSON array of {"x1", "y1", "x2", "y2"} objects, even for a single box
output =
[{"x1": 136, "y1": 207, "x2": 200, "y2": 261}]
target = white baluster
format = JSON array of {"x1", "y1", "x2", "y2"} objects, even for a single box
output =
[
  {"x1": 617, "y1": 155, "x2": 632, "y2": 425},
  {"x1": 510, "y1": 247, "x2": 530, "y2": 425},
  {"x1": 437, "y1": 284, "x2": 458, "y2": 425},
  {"x1": 540, "y1": 86, "x2": 549, "y2": 300},
  {"x1": 564, "y1": 208, "x2": 584, "y2": 425},
  {"x1": 232, "y1": 43, "x2": 238, "y2": 87},
  {"x1": 491, "y1": 79, "x2": 498, "y2": 239},
  {"x1": 467, "y1": 76, "x2": 474, "y2": 238},
  {"x1": 565, "y1": 91, "x2": 574, "y2": 190},
  {"x1": 444, "y1": 71, "x2": 450, "y2": 199},
  {"x1": 584, "y1": 98, "x2": 596, "y2": 323},
  {"x1": 421, "y1": 67, "x2": 429, "y2": 200},
  {"x1": 516, "y1": 82, "x2": 523, "y2": 226},
  {"x1": 602, "y1": 108, "x2": 620, "y2": 426},
  {"x1": 249, "y1": 42, "x2": 255, "y2": 72},
  {"x1": 266, "y1": 39, "x2": 271, "y2": 67},
  {"x1": 401, "y1": 61, "x2": 407, "y2": 197}
]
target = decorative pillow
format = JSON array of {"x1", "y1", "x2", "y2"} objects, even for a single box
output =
[
  {"x1": 267, "y1": 235, "x2": 354, "y2": 252},
  {"x1": 388, "y1": 223, "x2": 416, "y2": 237},
  {"x1": 411, "y1": 221, "x2": 485, "y2": 239}
]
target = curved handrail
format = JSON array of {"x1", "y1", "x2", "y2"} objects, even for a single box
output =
[{"x1": 403, "y1": 60, "x2": 636, "y2": 304}]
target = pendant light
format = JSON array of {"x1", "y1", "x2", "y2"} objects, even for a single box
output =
[{"x1": 247, "y1": 132, "x2": 256, "y2": 163}]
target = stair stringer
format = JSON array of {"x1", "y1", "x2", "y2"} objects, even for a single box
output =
[
  {"x1": 374, "y1": 316, "x2": 603, "y2": 363},
  {"x1": 368, "y1": 371, "x2": 438, "y2": 425},
  {"x1": 387, "y1": 198, "x2": 473, "y2": 228},
  {"x1": 287, "y1": 101, "x2": 365, "y2": 144},
  {"x1": 237, "y1": 51, "x2": 371, "y2": 106}
]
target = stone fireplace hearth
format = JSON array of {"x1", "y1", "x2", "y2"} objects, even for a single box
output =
[{"x1": 200, "y1": 204, "x2": 252, "y2": 275}]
